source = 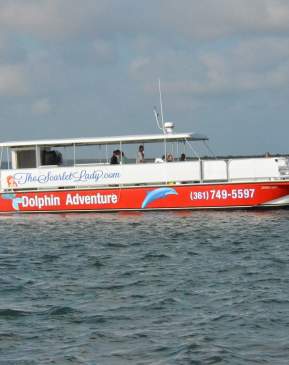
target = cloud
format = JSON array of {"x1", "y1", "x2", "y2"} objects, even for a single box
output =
[
  {"x1": 92, "y1": 39, "x2": 116, "y2": 64},
  {"x1": 232, "y1": 37, "x2": 289, "y2": 71},
  {"x1": 31, "y1": 98, "x2": 51, "y2": 115},
  {"x1": 160, "y1": 0, "x2": 289, "y2": 39},
  {"x1": 197, "y1": 37, "x2": 289, "y2": 93},
  {"x1": 129, "y1": 35, "x2": 289, "y2": 97},
  {"x1": 1, "y1": 1, "x2": 289, "y2": 100},
  {"x1": 0, "y1": 0, "x2": 289, "y2": 42},
  {"x1": 130, "y1": 57, "x2": 150, "y2": 77},
  {"x1": 0, "y1": 0, "x2": 96, "y2": 39},
  {"x1": 0, "y1": 65, "x2": 28, "y2": 96}
]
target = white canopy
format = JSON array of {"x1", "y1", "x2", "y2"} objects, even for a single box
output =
[{"x1": 0, "y1": 132, "x2": 208, "y2": 148}]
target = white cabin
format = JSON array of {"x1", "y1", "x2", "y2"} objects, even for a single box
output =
[{"x1": 0, "y1": 132, "x2": 288, "y2": 192}]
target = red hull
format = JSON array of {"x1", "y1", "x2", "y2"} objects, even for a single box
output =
[{"x1": 1, "y1": 182, "x2": 289, "y2": 213}]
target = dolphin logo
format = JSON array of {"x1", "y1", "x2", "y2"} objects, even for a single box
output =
[
  {"x1": 2, "y1": 193, "x2": 16, "y2": 200},
  {"x1": 141, "y1": 187, "x2": 178, "y2": 209},
  {"x1": 2, "y1": 193, "x2": 23, "y2": 211},
  {"x1": 12, "y1": 198, "x2": 24, "y2": 211}
]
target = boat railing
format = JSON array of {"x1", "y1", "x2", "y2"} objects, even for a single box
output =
[
  {"x1": 38, "y1": 165, "x2": 60, "y2": 168},
  {"x1": 0, "y1": 156, "x2": 288, "y2": 192},
  {"x1": 74, "y1": 162, "x2": 110, "y2": 166}
]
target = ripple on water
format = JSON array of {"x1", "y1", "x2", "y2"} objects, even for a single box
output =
[{"x1": 1, "y1": 210, "x2": 289, "y2": 364}]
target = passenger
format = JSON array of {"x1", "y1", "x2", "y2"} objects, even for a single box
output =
[
  {"x1": 166, "y1": 154, "x2": 173, "y2": 162},
  {"x1": 180, "y1": 153, "x2": 186, "y2": 161},
  {"x1": 55, "y1": 151, "x2": 63, "y2": 165},
  {"x1": 115, "y1": 149, "x2": 121, "y2": 163},
  {"x1": 42, "y1": 150, "x2": 63, "y2": 165},
  {"x1": 121, "y1": 151, "x2": 129, "y2": 164},
  {"x1": 110, "y1": 150, "x2": 119, "y2": 164},
  {"x1": 136, "y1": 145, "x2": 144, "y2": 163}
]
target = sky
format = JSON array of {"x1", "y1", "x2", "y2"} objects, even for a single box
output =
[{"x1": 1, "y1": 0, "x2": 289, "y2": 155}]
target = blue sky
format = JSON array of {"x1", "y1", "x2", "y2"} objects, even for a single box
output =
[{"x1": 1, "y1": 0, "x2": 289, "y2": 155}]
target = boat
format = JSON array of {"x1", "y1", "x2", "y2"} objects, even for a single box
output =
[{"x1": 1, "y1": 117, "x2": 289, "y2": 213}]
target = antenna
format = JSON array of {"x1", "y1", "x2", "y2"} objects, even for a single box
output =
[
  {"x1": 153, "y1": 106, "x2": 163, "y2": 132},
  {"x1": 153, "y1": 79, "x2": 175, "y2": 134},
  {"x1": 158, "y1": 78, "x2": 165, "y2": 133}
]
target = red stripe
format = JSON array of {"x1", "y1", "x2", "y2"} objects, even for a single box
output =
[{"x1": 1, "y1": 182, "x2": 289, "y2": 212}]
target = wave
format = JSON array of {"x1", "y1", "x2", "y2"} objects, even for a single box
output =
[
  {"x1": 0, "y1": 308, "x2": 31, "y2": 318},
  {"x1": 44, "y1": 306, "x2": 79, "y2": 316}
]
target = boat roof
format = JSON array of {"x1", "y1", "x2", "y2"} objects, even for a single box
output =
[{"x1": 0, "y1": 132, "x2": 208, "y2": 148}]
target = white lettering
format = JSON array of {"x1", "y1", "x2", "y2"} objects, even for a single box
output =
[
  {"x1": 20, "y1": 195, "x2": 61, "y2": 209},
  {"x1": 190, "y1": 188, "x2": 256, "y2": 201},
  {"x1": 65, "y1": 193, "x2": 118, "y2": 206}
]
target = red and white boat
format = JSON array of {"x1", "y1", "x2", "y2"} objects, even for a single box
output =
[{"x1": 1, "y1": 121, "x2": 289, "y2": 213}]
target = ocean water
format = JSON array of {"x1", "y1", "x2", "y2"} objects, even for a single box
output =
[{"x1": 1, "y1": 210, "x2": 289, "y2": 365}]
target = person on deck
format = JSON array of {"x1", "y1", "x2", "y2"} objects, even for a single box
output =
[
  {"x1": 136, "y1": 145, "x2": 144, "y2": 163},
  {"x1": 110, "y1": 150, "x2": 119, "y2": 164},
  {"x1": 180, "y1": 153, "x2": 186, "y2": 161},
  {"x1": 166, "y1": 153, "x2": 173, "y2": 162},
  {"x1": 115, "y1": 149, "x2": 121, "y2": 164},
  {"x1": 121, "y1": 151, "x2": 129, "y2": 164}
]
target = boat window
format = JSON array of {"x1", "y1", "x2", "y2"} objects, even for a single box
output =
[
  {"x1": 0, "y1": 147, "x2": 6, "y2": 169},
  {"x1": 15, "y1": 149, "x2": 36, "y2": 169},
  {"x1": 41, "y1": 149, "x2": 63, "y2": 166},
  {"x1": 40, "y1": 146, "x2": 73, "y2": 167},
  {"x1": 74, "y1": 144, "x2": 109, "y2": 165}
]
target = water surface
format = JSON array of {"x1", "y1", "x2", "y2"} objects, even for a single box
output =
[{"x1": 1, "y1": 210, "x2": 289, "y2": 364}]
